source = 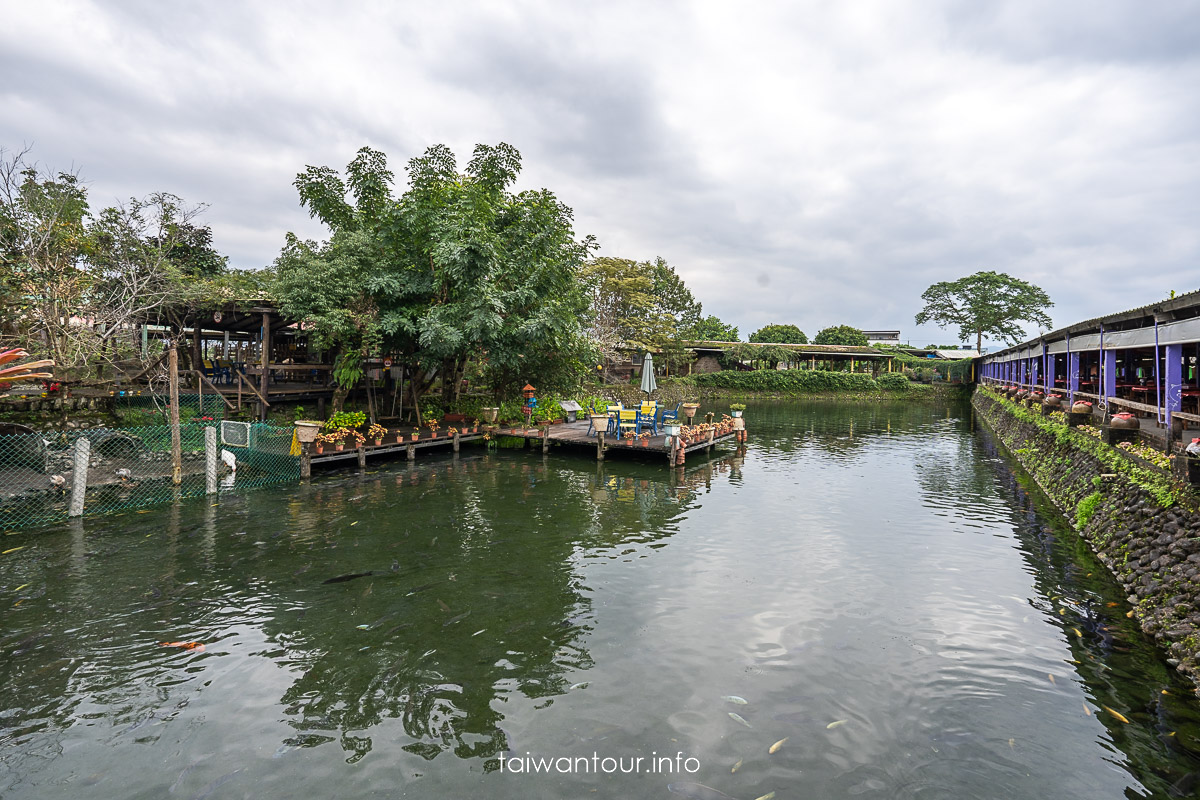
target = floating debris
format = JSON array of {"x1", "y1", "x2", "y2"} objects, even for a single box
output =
[{"x1": 159, "y1": 641, "x2": 205, "y2": 652}]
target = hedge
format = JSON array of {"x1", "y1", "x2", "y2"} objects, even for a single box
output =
[{"x1": 690, "y1": 370, "x2": 911, "y2": 393}]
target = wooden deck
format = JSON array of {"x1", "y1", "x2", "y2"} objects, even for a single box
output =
[
  {"x1": 495, "y1": 420, "x2": 743, "y2": 464},
  {"x1": 307, "y1": 432, "x2": 485, "y2": 468}
]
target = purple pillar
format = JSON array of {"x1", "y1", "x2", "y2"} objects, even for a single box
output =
[
  {"x1": 1166, "y1": 343, "x2": 1182, "y2": 436},
  {"x1": 1068, "y1": 352, "x2": 1080, "y2": 402},
  {"x1": 1103, "y1": 350, "x2": 1117, "y2": 402}
]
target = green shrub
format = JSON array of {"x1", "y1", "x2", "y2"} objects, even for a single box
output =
[
  {"x1": 1076, "y1": 491, "x2": 1104, "y2": 529},
  {"x1": 690, "y1": 370, "x2": 881, "y2": 393},
  {"x1": 876, "y1": 373, "x2": 911, "y2": 391},
  {"x1": 324, "y1": 410, "x2": 366, "y2": 430}
]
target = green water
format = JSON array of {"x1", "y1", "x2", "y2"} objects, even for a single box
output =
[{"x1": 3, "y1": 400, "x2": 1200, "y2": 799}]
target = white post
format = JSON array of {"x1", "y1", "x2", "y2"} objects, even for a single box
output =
[
  {"x1": 205, "y1": 426, "x2": 218, "y2": 495},
  {"x1": 69, "y1": 438, "x2": 91, "y2": 517}
]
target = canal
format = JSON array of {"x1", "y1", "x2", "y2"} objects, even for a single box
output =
[{"x1": 3, "y1": 399, "x2": 1200, "y2": 799}]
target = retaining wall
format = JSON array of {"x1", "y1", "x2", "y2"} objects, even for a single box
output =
[{"x1": 973, "y1": 387, "x2": 1200, "y2": 692}]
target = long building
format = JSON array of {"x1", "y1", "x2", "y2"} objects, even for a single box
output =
[{"x1": 977, "y1": 289, "x2": 1200, "y2": 443}]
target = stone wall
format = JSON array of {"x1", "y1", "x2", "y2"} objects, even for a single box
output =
[
  {"x1": 973, "y1": 387, "x2": 1200, "y2": 692},
  {"x1": 0, "y1": 392, "x2": 115, "y2": 429}
]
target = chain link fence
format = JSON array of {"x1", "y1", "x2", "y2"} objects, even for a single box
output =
[{"x1": 0, "y1": 422, "x2": 299, "y2": 532}]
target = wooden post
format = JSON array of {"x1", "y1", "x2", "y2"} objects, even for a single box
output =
[
  {"x1": 542, "y1": 432, "x2": 550, "y2": 453},
  {"x1": 668, "y1": 435, "x2": 676, "y2": 465},
  {"x1": 260, "y1": 311, "x2": 270, "y2": 421},
  {"x1": 300, "y1": 442, "x2": 311, "y2": 480},
  {"x1": 707, "y1": 428, "x2": 715, "y2": 452},
  {"x1": 68, "y1": 438, "x2": 90, "y2": 517},
  {"x1": 596, "y1": 431, "x2": 605, "y2": 461},
  {"x1": 407, "y1": 444, "x2": 416, "y2": 461},
  {"x1": 357, "y1": 446, "x2": 366, "y2": 470},
  {"x1": 453, "y1": 431, "x2": 461, "y2": 453},
  {"x1": 169, "y1": 343, "x2": 182, "y2": 485},
  {"x1": 205, "y1": 426, "x2": 218, "y2": 495}
]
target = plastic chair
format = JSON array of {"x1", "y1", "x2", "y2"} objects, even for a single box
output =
[
  {"x1": 637, "y1": 403, "x2": 658, "y2": 436},
  {"x1": 659, "y1": 402, "x2": 681, "y2": 425},
  {"x1": 616, "y1": 409, "x2": 638, "y2": 440}
]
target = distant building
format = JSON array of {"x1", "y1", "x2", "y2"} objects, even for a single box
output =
[{"x1": 863, "y1": 330, "x2": 900, "y2": 346}]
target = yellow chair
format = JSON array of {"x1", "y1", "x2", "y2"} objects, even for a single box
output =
[{"x1": 617, "y1": 409, "x2": 638, "y2": 440}]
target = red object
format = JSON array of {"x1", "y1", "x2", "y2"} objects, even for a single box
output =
[{"x1": 160, "y1": 641, "x2": 205, "y2": 651}]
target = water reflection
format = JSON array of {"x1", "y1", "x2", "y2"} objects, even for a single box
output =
[{"x1": 5, "y1": 404, "x2": 1200, "y2": 799}]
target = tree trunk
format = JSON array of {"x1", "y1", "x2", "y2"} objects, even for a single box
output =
[{"x1": 331, "y1": 384, "x2": 349, "y2": 414}]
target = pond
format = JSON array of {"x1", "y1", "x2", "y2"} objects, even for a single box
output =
[{"x1": 3, "y1": 399, "x2": 1200, "y2": 799}]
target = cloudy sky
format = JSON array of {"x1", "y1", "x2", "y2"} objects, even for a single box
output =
[{"x1": 3, "y1": 0, "x2": 1198, "y2": 348}]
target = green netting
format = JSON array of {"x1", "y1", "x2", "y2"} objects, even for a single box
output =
[{"x1": 0, "y1": 422, "x2": 299, "y2": 532}]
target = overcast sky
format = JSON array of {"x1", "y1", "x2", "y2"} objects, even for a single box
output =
[{"x1": 3, "y1": 1, "x2": 1198, "y2": 348}]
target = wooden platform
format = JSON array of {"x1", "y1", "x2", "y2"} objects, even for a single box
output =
[
  {"x1": 495, "y1": 420, "x2": 742, "y2": 464},
  {"x1": 307, "y1": 432, "x2": 485, "y2": 467}
]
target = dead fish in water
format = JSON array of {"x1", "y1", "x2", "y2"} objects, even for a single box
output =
[
  {"x1": 722, "y1": 695, "x2": 748, "y2": 705},
  {"x1": 322, "y1": 571, "x2": 374, "y2": 584},
  {"x1": 443, "y1": 611, "x2": 471, "y2": 627},
  {"x1": 768, "y1": 737, "x2": 788, "y2": 754},
  {"x1": 188, "y1": 768, "x2": 243, "y2": 800},
  {"x1": 728, "y1": 712, "x2": 752, "y2": 728},
  {"x1": 668, "y1": 782, "x2": 739, "y2": 800}
]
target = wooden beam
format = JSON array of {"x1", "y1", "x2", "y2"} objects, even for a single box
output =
[
  {"x1": 191, "y1": 370, "x2": 237, "y2": 410},
  {"x1": 235, "y1": 369, "x2": 271, "y2": 407}
]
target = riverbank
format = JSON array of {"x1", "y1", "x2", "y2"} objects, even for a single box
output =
[{"x1": 973, "y1": 386, "x2": 1200, "y2": 692}]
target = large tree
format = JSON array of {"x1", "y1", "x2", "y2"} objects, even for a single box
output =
[
  {"x1": 581, "y1": 255, "x2": 701, "y2": 376},
  {"x1": 914, "y1": 271, "x2": 1053, "y2": 352},
  {"x1": 685, "y1": 314, "x2": 739, "y2": 342},
  {"x1": 749, "y1": 324, "x2": 807, "y2": 344},
  {"x1": 813, "y1": 325, "x2": 868, "y2": 347},
  {"x1": 276, "y1": 143, "x2": 596, "y2": 410},
  {"x1": 1, "y1": 146, "x2": 227, "y2": 380}
]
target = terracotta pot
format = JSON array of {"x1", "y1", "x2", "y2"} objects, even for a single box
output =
[
  {"x1": 1071, "y1": 402, "x2": 1092, "y2": 414},
  {"x1": 431, "y1": 432, "x2": 439, "y2": 439},
  {"x1": 1043, "y1": 395, "x2": 1062, "y2": 408},
  {"x1": 1111, "y1": 412, "x2": 1140, "y2": 430},
  {"x1": 315, "y1": 445, "x2": 324, "y2": 454},
  {"x1": 335, "y1": 443, "x2": 345, "y2": 451},
  {"x1": 396, "y1": 434, "x2": 404, "y2": 443},
  {"x1": 640, "y1": 439, "x2": 649, "y2": 447},
  {"x1": 411, "y1": 434, "x2": 419, "y2": 441}
]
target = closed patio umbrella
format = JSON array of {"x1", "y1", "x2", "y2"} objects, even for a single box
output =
[{"x1": 640, "y1": 352, "x2": 657, "y2": 397}]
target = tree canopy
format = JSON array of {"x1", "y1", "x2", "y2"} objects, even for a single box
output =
[
  {"x1": 749, "y1": 324, "x2": 807, "y2": 344},
  {"x1": 580, "y1": 255, "x2": 701, "y2": 375},
  {"x1": 274, "y1": 143, "x2": 597, "y2": 407},
  {"x1": 685, "y1": 314, "x2": 739, "y2": 342},
  {"x1": 1, "y1": 146, "x2": 231, "y2": 380},
  {"x1": 813, "y1": 325, "x2": 868, "y2": 347},
  {"x1": 914, "y1": 270, "x2": 1053, "y2": 352}
]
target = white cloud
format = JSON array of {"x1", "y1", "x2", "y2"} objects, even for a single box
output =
[{"x1": 2, "y1": 0, "x2": 1197, "y2": 346}]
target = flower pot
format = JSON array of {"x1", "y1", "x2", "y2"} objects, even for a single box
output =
[
  {"x1": 482, "y1": 407, "x2": 499, "y2": 423},
  {"x1": 294, "y1": 421, "x2": 322, "y2": 443},
  {"x1": 731, "y1": 410, "x2": 743, "y2": 418},
  {"x1": 411, "y1": 434, "x2": 419, "y2": 442},
  {"x1": 1071, "y1": 403, "x2": 1092, "y2": 414},
  {"x1": 664, "y1": 424, "x2": 681, "y2": 436},
  {"x1": 396, "y1": 434, "x2": 404, "y2": 443},
  {"x1": 681, "y1": 403, "x2": 700, "y2": 419},
  {"x1": 640, "y1": 439, "x2": 649, "y2": 447},
  {"x1": 431, "y1": 432, "x2": 439, "y2": 439},
  {"x1": 335, "y1": 443, "x2": 345, "y2": 451},
  {"x1": 373, "y1": 439, "x2": 382, "y2": 446},
  {"x1": 315, "y1": 444, "x2": 324, "y2": 455},
  {"x1": 1111, "y1": 412, "x2": 1140, "y2": 430}
]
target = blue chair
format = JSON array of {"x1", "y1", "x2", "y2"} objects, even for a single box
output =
[
  {"x1": 659, "y1": 402, "x2": 681, "y2": 425},
  {"x1": 585, "y1": 406, "x2": 611, "y2": 437},
  {"x1": 637, "y1": 402, "x2": 658, "y2": 436}
]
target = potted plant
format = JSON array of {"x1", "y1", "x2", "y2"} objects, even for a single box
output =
[
  {"x1": 326, "y1": 428, "x2": 350, "y2": 451},
  {"x1": 681, "y1": 401, "x2": 700, "y2": 422},
  {"x1": 729, "y1": 403, "x2": 746, "y2": 418},
  {"x1": 481, "y1": 407, "x2": 499, "y2": 424},
  {"x1": 446, "y1": 426, "x2": 459, "y2": 439},
  {"x1": 410, "y1": 428, "x2": 421, "y2": 442},
  {"x1": 368, "y1": 422, "x2": 388, "y2": 446},
  {"x1": 426, "y1": 416, "x2": 441, "y2": 439},
  {"x1": 295, "y1": 420, "x2": 323, "y2": 444},
  {"x1": 314, "y1": 429, "x2": 342, "y2": 454},
  {"x1": 664, "y1": 421, "x2": 681, "y2": 437},
  {"x1": 639, "y1": 431, "x2": 651, "y2": 447}
]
